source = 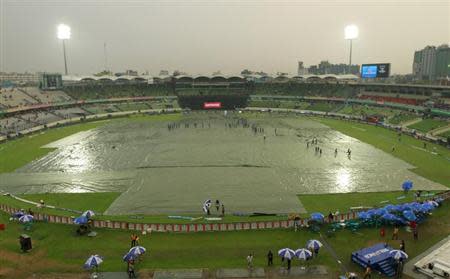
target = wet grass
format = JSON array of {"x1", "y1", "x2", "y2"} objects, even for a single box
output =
[
  {"x1": 1, "y1": 201, "x2": 449, "y2": 278},
  {"x1": 17, "y1": 192, "x2": 121, "y2": 214},
  {"x1": 407, "y1": 118, "x2": 449, "y2": 133},
  {"x1": 318, "y1": 117, "x2": 450, "y2": 188}
]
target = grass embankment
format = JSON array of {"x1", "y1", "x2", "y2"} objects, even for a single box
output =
[
  {"x1": 387, "y1": 113, "x2": 419, "y2": 125},
  {"x1": 1, "y1": 201, "x2": 449, "y2": 278},
  {"x1": 337, "y1": 105, "x2": 401, "y2": 118},
  {"x1": 318, "y1": 117, "x2": 450, "y2": 188},
  {"x1": 407, "y1": 118, "x2": 449, "y2": 133}
]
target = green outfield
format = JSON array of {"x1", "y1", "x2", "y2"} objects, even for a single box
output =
[{"x1": 407, "y1": 118, "x2": 449, "y2": 133}]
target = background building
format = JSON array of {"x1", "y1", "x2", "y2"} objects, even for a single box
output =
[
  {"x1": 0, "y1": 72, "x2": 38, "y2": 85},
  {"x1": 435, "y1": 44, "x2": 450, "y2": 80},
  {"x1": 303, "y1": 61, "x2": 359, "y2": 75},
  {"x1": 413, "y1": 44, "x2": 450, "y2": 82},
  {"x1": 297, "y1": 61, "x2": 308, "y2": 75}
]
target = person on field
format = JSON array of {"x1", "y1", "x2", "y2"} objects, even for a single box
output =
[
  {"x1": 221, "y1": 204, "x2": 225, "y2": 217},
  {"x1": 130, "y1": 233, "x2": 139, "y2": 247},
  {"x1": 215, "y1": 200, "x2": 220, "y2": 212},
  {"x1": 413, "y1": 227, "x2": 418, "y2": 240},
  {"x1": 267, "y1": 250, "x2": 273, "y2": 266},
  {"x1": 400, "y1": 240, "x2": 406, "y2": 252},
  {"x1": 392, "y1": 226, "x2": 399, "y2": 240},
  {"x1": 247, "y1": 253, "x2": 253, "y2": 269},
  {"x1": 328, "y1": 212, "x2": 334, "y2": 223},
  {"x1": 127, "y1": 260, "x2": 136, "y2": 278},
  {"x1": 363, "y1": 261, "x2": 372, "y2": 279}
]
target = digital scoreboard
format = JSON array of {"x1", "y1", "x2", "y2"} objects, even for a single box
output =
[{"x1": 361, "y1": 63, "x2": 390, "y2": 78}]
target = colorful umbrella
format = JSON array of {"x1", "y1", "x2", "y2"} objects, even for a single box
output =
[
  {"x1": 278, "y1": 248, "x2": 296, "y2": 260},
  {"x1": 295, "y1": 248, "x2": 312, "y2": 260}
]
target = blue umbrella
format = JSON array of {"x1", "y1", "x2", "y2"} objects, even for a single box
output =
[
  {"x1": 306, "y1": 239, "x2": 323, "y2": 250},
  {"x1": 74, "y1": 216, "x2": 88, "y2": 225},
  {"x1": 129, "y1": 246, "x2": 146, "y2": 255},
  {"x1": 295, "y1": 248, "x2": 312, "y2": 260},
  {"x1": 82, "y1": 210, "x2": 95, "y2": 219},
  {"x1": 358, "y1": 211, "x2": 371, "y2": 220},
  {"x1": 84, "y1": 255, "x2": 103, "y2": 269},
  {"x1": 427, "y1": 200, "x2": 439, "y2": 207},
  {"x1": 13, "y1": 211, "x2": 25, "y2": 218},
  {"x1": 366, "y1": 209, "x2": 377, "y2": 216},
  {"x1": 381, "y1": 213, "x2": 397, "y2": 221},
  {"x1": 402, "y1": 180, "x2": 413, "y2": 191},
  {"x1": 278, "y1": 248, "x2": 296, "y2": 260},
  {"x1": 419, "y1": 203, "x2": 434, "y2": 212},
  {"x1": 408, "y1": 202, "x2": 422, "y2": 212},
  {"x1": 374, "y1": 208, "x2": 388, "y2": 216},
  {"x1": 123, "y1": 251, "x2": 137, "y2": 262},
  {"x1": 403, "y1": 210, "x2": 417, "y2": 221},
  {"x1": 384, "y1": 204, "x2": 397, "y2": 212},
  {"x1": 19, "y1": 214, "x2": 34, "y2": 223},
  {"x1": 310, "y1": 213, "x2": 324, "y2": 222},
  {"x1": 389, "y1": 250, "x2": 408, "y2": 260}
]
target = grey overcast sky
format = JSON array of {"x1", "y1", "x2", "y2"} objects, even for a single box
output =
[{"x1": 0, "y1": 0, "x2": 449, "y2": 75}]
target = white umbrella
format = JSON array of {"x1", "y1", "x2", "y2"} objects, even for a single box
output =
[
  {"x1": 389, "y1": 250, "x2": 408, "y2": 260},
  {"x1": 295, "y1": 248, "x2": 312, "y2": 260},
  {"x1": 306, "y1": 239, "x2": 323, "y2": 250},
  {"x1": 84, "y1": 254, "x2": 103, "y2": 270},
  {"x1": 82, "y1": 210, "x2": 95, "y2": 219},
  {"x1": 129, "y1": 246, "x2": 146, "y2": 255},
  {"x1": 278, "y1": 248, "x2": 296, "y2": 260},
  {"x1": 19, "y1": 215, "x2": 34, "y2": 223}
]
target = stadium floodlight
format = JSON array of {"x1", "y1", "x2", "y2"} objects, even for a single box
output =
[
  {"x1": 57, "y1": 24, "x2": 71, "y2": 40},
  {"x1": 344, "y1": 25, "x2": 358, "y2": 66},
  {"x1": 57, "y1": 24, "x2": 71, "y2": 75}
]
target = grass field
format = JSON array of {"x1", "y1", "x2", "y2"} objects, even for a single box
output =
[
  {"x1": 337, "y1": 105, "x2": 401, "y2": 118},
  {"x1": 387, "y1": 113, "x2": 419, "y2": 125},
  {"x1": 407, "y1": 118, "x2": 449, "y2": 133},
  {"x1": 306, "y1": 102, "x2": 338, "y2": 112},
  {"x1": 438, "y1": 129, "x2": 450, "y2": 139}
]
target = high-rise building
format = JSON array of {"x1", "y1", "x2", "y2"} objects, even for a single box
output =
[
  {"x1": 297, "y1": 61, "x2": 308, "y2": 75},
  {"x1": 412, "y1": 46, "x2": 437, "y2": 80},
  {"x1": 435, "y1": 44, "x2": 450, "y2": 80}
]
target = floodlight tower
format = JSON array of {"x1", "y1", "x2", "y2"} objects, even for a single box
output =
[
  {"x1": 344, "y1": 25, "x2": 358, "y2": 66},
  {"x1": 57, "y1": 24, "x2": 71, "y2": 75}
]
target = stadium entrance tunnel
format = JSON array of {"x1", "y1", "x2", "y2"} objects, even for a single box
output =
[{"x1": 177, "y1": 94, "x2": 249, "y2": 110}]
